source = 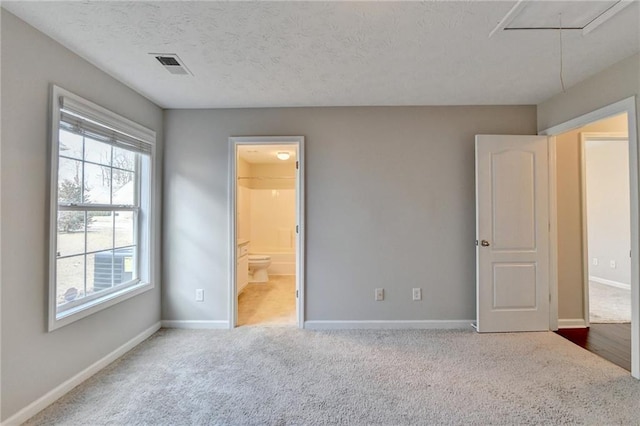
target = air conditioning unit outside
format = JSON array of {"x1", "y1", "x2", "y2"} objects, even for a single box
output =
[{"x1": 93, "y1": 247, "x2": 134, "y2": 291}]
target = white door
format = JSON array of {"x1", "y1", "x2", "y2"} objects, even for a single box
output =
[{"x1": 476, "y1": 135, "x2": 550, "y2": 332}]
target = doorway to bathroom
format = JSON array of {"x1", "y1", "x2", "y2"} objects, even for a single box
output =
[{"x1": 228, "y1": 136, "x2": 304, "y2": 328}]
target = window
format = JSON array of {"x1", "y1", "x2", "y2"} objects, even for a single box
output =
[{"x1": 49, "y1": 86, "x2": 155, "y2": 330}]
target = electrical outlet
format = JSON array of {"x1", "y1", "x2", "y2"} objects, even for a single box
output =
[
  {"x1": 412, "y1": 288, "x2": 422, "y2": 301},
  {"x1": 375, "y1": 288, "x2": 384, "y2": 301},
  {"x1": 610, "y1": 260, "x2": 617, "y2": 269},
  {"x1": 195, "y1": 289, "x2": 204, "y2": 302},
  {"x1": 593, "y1": 258, "x2": 599, "y2": 266}
]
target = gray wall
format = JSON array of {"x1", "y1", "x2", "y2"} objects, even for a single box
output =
[
  {"x1": 538, "y1": 53, "x2": 639, "y2": 133},
  {"x1": 162, "y1": 106, "x2": 537, "y2": 322},
  {"x1": 1, "y1": 11, "x2": 163, "y2": 420}
]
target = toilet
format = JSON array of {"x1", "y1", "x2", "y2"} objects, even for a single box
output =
[{"x1": 248, "y1": 254, "x2": 271, "y2": 283}]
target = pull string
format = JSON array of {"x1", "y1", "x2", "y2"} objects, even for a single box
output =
[{"x1": 559, "y1": 13, "x2": 566, "y2": 92}]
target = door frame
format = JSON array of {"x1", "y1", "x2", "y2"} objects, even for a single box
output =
[
  {"x1": 580, "y1": 132, "x2": 630, "y2": 329},
  {"x1": 228, "y1": 136, "x2": 305, "y2": 329},
  {"x1": 540, "y1": 96, "x2": 639, "y2": 378}
]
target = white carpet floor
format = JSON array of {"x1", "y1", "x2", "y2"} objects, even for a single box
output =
[
  {"x1": 589, "y1": 281, "x2": 631, "y2": 323},
  {"x1": 25, "y1": 328, "x2": 640, "y2": 425}
]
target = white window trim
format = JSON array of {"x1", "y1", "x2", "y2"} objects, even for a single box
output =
[{"x1": 48, "y1": 85, "x2": 156, "y2": 331}]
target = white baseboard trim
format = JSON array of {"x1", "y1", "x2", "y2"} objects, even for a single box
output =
[
  {"x1": 2, "y1": 321, "x2": 161, "y2": 426},
  {"x1": 304, "y1": 320, "x2": 474, "y2": 330},
  {"x1": 589, "y1": 276, "x2": 631, "y2": 290},
  {"x1": 161, "y1": 320, "x2": 229, "y2": 329},
  {"x1": 558, "y1": 318, "x2": 588, "y2": 329}
]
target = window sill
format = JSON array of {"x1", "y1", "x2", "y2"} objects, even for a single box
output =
[{"x1": 48, "y1": 281, "x2": 155, "y2": 332}]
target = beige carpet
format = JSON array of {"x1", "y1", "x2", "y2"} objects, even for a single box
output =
[
  {"x1": 25, "y1": 328, "x2": 640, "y2": 425},
  {"x1": 238, "y1": 275, "x2": 296, "y2": 326},
  {"x1": 589, "y1": 280, "x2": 631, "y2": 323}
]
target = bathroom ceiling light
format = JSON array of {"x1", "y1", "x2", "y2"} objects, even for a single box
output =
[{"x1": 276, "y1": 152, "x2": 290, "y2": 161}]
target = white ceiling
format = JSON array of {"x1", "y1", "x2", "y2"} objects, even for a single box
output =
[
  {"x1": 238, "y1": 144, "x2": 297, "y2": 164},
  {"x1": 3, "y1": 1, "x2": 639, "y2": 109}
]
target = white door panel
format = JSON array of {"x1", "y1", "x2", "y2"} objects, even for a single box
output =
[
  {"x1": 492, "y1": 150, "x2": 536, "y2": 250},
  {"x1": 476, "y1": 135, "x2": 550, "y2": 332}
]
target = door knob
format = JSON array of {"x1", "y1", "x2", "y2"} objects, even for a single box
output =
[{"x1": 481, "y1": 240, "x2": 490, "y2": 247}]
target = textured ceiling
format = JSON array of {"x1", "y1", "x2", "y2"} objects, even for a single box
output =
[{"x1": 2, "y1": 1, "x2": 639, "y2": 108}]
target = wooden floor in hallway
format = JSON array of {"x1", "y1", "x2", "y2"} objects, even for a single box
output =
[
  {"x1": 238, "y1": 275, "x2": 296, "y2": 326},
  {"x1": 556, "y1": 323, "x2": 631, "y2": 371}
]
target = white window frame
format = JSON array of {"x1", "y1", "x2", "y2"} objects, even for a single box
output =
[{"x1": 48, "y1": 85, "x2": 156, "y2": 331}]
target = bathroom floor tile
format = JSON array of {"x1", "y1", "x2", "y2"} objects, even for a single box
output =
[{"x1": 238, "y1": 275, "x2": 296, "y2": 326}]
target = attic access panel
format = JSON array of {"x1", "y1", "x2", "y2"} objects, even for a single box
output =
[{"x1": 506, "y1": 1, "x2": 620, "y2": 30}]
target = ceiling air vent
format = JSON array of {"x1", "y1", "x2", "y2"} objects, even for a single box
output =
[{"x1": 150, "y1": 53, "x2": 192, "y2": 76}]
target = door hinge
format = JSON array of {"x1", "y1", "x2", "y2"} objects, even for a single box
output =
[
  {"x1": 296, "y1": 225, "x2": 299, "y2": 234},
  {"x1": 296, "y1": 161, "x2": 299, "y2": 170},
  {"x1": 296, "y1": 290, "x2": 299, "y2": 298}
]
